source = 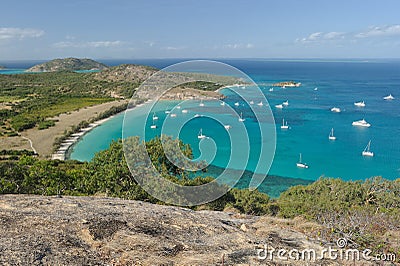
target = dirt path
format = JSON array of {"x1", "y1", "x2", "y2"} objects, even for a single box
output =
[{"x1": 1, "y1": 99, "x2": 128, "y2": 158}]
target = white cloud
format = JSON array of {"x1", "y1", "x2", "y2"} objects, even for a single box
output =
[
  {"x1": 53, "y1": 40, "x2": 123, "y2": 48},
  {"x1": 308, "y1": 32, "x2": 323, "y2": 41},
  {"x1": 89, "y1": 41, "x2": 123, "y2": 47},
  {"x1": 162, "y1": 46, "x2": 185, "y2": 50},
  {"x1": 223, "y1": 43, "x2": 254, "y2": 49},
  {"x1": 297, "y1": 24, "x2": 400, "y2": 45},
  {"x1": 355, "y1": 25, "x2": 400, "y2": 38},
  {"x1": 145, "y1": 41, "x2": 155, "y2": 47},
  {"x1": 296, "y1": 31, "x2": 345, "y2": 43},
  {"x1": 0, "y1": 27, "x2": 44, "y2": 40},
  {"x1": 65, "y1": 35, "x2": 76, "y2": 40},
  {"x1": 324, "y1": 32, "x2": 345, "y2": 40}
]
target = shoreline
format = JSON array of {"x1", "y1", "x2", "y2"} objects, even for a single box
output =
[
  {"x1": 58, "y1": 81, "x2": 246, "y2": 161},
  {"x1": 63, "y1": 85, "x2": 235, "y2": 161},
  {"x1": 14, "y1": 100, "x2": 130, "y2": 159},
  {"x1": 58, "y1": 99, "x2": 152, "y2": 161},
  {"x1": 52, "y1": 115, "x2": 117, "y2": 160}
]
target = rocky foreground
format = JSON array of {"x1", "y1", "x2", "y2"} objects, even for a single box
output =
[{"x1": 0, "y1": 195, "x2": 390, "y2": 265}]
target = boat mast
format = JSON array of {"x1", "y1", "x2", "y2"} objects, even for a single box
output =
[{"x1": 365, "y1": 140, "x2": 371, "y2": 152}]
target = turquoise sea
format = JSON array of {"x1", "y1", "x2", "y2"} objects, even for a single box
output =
[
  {"x1": 68, "y1": 59, "x2": 400, "y2": 196},
  {"x1": 3, "y1": 59, "x2": 398, "y2": 197},
  {"x1": 0, "y1": 69, "x2": 26, "y2": 74}
]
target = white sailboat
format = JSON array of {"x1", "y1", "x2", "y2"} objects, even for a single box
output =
[
  {"x1": 280, "y1": 118, "x2": 289, "y2": 129},
  {"x1": 220, "y1": 101, "x2": 226, "y2": 106},
  {"x1": 152, "y1": 112, "x2": 159, "y2": 120},
  {"x1": 238, "y1": 112, "x2": 245, "y2": 122},
  {"x1": 352, "y1": 119, "x2": 371, "y2": 127},
  {"x1": 234, "y1": 102, "x2": 240, "y2": 106},
  {"x1": 328, "y1": 128, "x2": 336, "y2": 140},
  {"x1": 150, "y1": 121, "x2": 157, "y2": 129},
  {"x1": 383, "y1": 94, "x2": 395, "y2": 100},
  {"x1": 170, "y1": 113, "x2": 177, "y2": 118},
  {"x1": 224, "y1": 125, "x2": 231, "y2": 130},
  {"x1": 199, "y1": 100, "x2": 205, "y2": 107},
  {"x1": 330, "y1": 107, "x2": 341, "y2": 113},
  {"x1": 257, "y1": 101, "x2": 263, "y2": 106},
  {"x1": 296, "y1": 153, "x2": 309, "y2": 168},
  {"x1": 198, "y1": 128, "x2": 206, "y2": 139},
  {"x1": 249, "y1": 100, "x2": 254, "y2": 105},
  {"x1": 354, "y1": 101, "x2": 366, "y2": 107},
  {"x1": 275, "y1": 104, "x2": 284, "y2": 109},
  {"x1": 282, "y1": 100, "x2": 289, "y2": 106},
  {"x1": 269, "y1": 87, "x2": 274, "y2": 92},
  {"x1": 362, "y1": 140, "x2": 374, "y2": 157},
  {"x1": 182, "y1": 109, "x2": 188, "y2": 113}
]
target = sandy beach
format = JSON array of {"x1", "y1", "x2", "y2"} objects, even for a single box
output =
[
  {"x1": 1, "y1": 99, "x2": 129, "y2": 159},
  {"x1": 54, "y1": 99, "x2": 152, "y2": 160}
]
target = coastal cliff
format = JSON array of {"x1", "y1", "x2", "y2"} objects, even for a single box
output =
[
  {"x1": 0, "y1": 194, "x2": 362, "y2": 266},
  {"x1": 26, "y1": 58, "x2": 108, "y2": 72}
]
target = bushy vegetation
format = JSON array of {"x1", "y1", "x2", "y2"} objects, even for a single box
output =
[
  {"x1": 0, "y1": 71, "x2": 137, "y2": 133},
  {"x1": 173, "y1": 81, "x2": 223, "y2": 91},
  {"x1": 0, "y1": 65, "x2": 239, "y2": 134},
  {"x1": 91, "y1": 103, "x2": 128, "y2": 121},
  {"x1": 0, "y1": 136, "x2": 270, "y2": 215},
  {"x1": 38, "y1": 119, "x2": 57, "y2": 130},
  {"x1": 1, "y1": 135, "x2": 399, "y2": 255},
  {"x1": 52, "y1": 103, "x2": 128, "y2": 152},
  {"x1": 3, "y1": 142, "x2": 398, "y2": 257},
  {"x1": 0, "y1": 149, "x2": 35, "y2": 161},
  {"x1": 276, "y1": 178, "x2": 400, "y2": 253},
  {"x1": 26, "y1": 58, "x2": 107, "y2": 72}
]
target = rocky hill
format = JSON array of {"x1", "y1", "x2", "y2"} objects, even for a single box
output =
[
  {"x1": 94, "y1": 64, "x2": 157, "y2": 83},
  {"x1": 26, "y1": 58, "x2": 108, "y2": 72},
  {"x1": 0, "y1": 66, "x2": 5, "y2": 70},
  {"x1": 94, "y1": 64, "x2": 235, "y2": 100},
  {"x1": 0, "y1": 195, "x2": 380, "y2": 265}
]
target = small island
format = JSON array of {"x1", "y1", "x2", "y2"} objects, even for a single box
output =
[
  {"x1": 0, "y1": 66, "x2": 5, "y2": 70},
  {"x1": 272, "y1": 81, "x2": 301, "y2": 88},
  {"x1": 26, "y1": 58, "x2": 108, "y2": 72}
]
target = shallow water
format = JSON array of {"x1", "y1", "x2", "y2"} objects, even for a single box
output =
[{"x1": 69, "y1": 60, "x2": 400, "y2": 194}]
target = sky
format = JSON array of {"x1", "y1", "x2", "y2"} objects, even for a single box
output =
[{"x1": 1, "y1": 0, "x2": 400, "y2": 60}]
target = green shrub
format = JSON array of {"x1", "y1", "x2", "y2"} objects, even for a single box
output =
[{"x1": 38, "y1": 120, "x2": 56, "y2": 130}]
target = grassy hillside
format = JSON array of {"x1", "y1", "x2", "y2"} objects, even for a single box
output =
[{"x1": 0, "y1": 68, "x2": 145, "y2": 134}]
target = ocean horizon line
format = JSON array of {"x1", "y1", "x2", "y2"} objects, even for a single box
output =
[{"x1": 2, "y1": 57, "x2": 400, "y2": 66}]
